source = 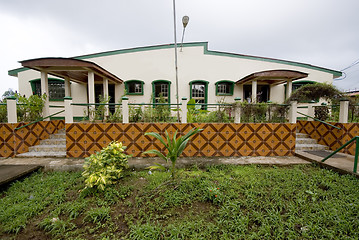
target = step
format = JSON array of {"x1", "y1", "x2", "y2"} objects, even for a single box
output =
[
  {"x1": 16, "y1": 151, "x2": 67, "y2": 158},
  {"x1": 40, "y1": 138, "x2": 66, "y2": 145},
  {"x1": 296, "y1": 133, "x2": 310, "y2": 138},
  {"x1": 296, "y1": 138, "x2": 317, "y2": 144},
  {"x1": 49, "y1": 133, "x2": 66, "y2": 139},
  {"x1": 295, "y1": 143, "x2": 328, "y2": 151},
  {"x1": 29, "y1": 145, "x2": 66, "y2": 152}
]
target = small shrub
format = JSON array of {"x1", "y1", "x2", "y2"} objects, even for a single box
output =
[
  {"x1": 143, "y1": 128, "x2": 202, "y2": 178},
  {"x1": 206, "y1": 187, "x2": 223, "y2": 205},
  {"x1": 83, "y1": 207, "x2": 111, "y2": 223},
  {"x1": 16, "y1": 93, "x2": 46, "y2": 122},
  {"x1": 38, "y1": 217, "x2": 75, "y2": 236},
  {"x1": 315, "y1": 105, "x2": 329, "y2": 121},
  {"x1": 82, "y1": 141, "x2": 130, "y2": 191}
]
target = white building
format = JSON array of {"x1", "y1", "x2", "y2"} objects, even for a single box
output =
[{"x1": 8, "y1": 42, "x2": 341, "y2": 119}]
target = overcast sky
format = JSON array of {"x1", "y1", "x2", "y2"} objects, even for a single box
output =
[{"x1": 0, "y1": 0, "x2": 358, "y2": 95}]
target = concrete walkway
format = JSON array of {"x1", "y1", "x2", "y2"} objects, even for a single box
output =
[
  {"x1": 0, "y1": 165, "x2": 42, "y2": 186},
  {"x1": 295, "y1": 150, "x2": 359, "y2": 177},
  {"x1": 0, "y1": 156, "x2": 309, "y2": 172}
]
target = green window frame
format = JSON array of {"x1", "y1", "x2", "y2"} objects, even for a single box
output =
[
  {"x1": 29, "y1": 78, "x2": 65, "y2": 101},
  {"x1": 125, "y1": 80, "x2": 144, "y2": 95},
  {"x1": 189, "y1": 80, "x2": 209, "y2": 110},
  {"x1": 152, "y1": 80, "x2": 171, "y2": 104},
  {"x1": 215, "y1": 80, "x2": 234, "y2": 96}
]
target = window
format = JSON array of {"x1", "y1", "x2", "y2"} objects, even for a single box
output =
[
  {"x1": 125, "y1": 80, "x2": 144, "y2": 95},
  {"x1": 152, "y1": 80, "x2": 171, "y2": 103},
  {"x1": 215, "y1": 80, "x2": 234, "y2": 96},
  {"x1": 190, "y1": 80, "x2": 208, "y2": 110},
  {"x1": 30, "y1": 78, "x2": 65, "y2": 101}
]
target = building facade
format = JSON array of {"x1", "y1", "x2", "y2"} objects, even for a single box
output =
[{"x1": 8, "y1": 42, "x2": 342, "y2": 119}]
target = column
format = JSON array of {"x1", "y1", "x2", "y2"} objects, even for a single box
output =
[
  {"x1": 251, "y1": 80, "x2": 257, "y2": 103},
  {"x1": 288, "y1": 101, "x2": 297, "y2": 123},
  {"x1": 114, "y1": 83, "x2": 122, "y2": 103},
  {"x1": 6, "y1": 96, "x2": 17, "y2": 123},
  {"x1": 307, "y1": 101, "x2": 316, "y2": 121},
  {"x1": 286, "y1": 79, "x2": 292, "y2": 99},
  {"x1": 122, "y1": 96, "x2": 129, "y2": 123},
  {"x1": 234, "y1": 97, "x2": 241, "y2": 123},
  {"x1": 181, "y1": 97, "x2": 188, "y2": 123},
  {"x1": 64, "y1": 77, "x2": 71, "y2": 97},
  {"x1": 41, "y1": 71, "x2": 50, "y2": 120},
  {"x1": 339, "y1": 99, "x2": 349, "y2": 123},
  {"x1": 103, "y1": 78, "x2": 109, "y2": 118},
  {"x1": 64, "y1": 96, "x2": 73, "y2": 123},
  {"x1": 88, "y1": 71, "x2": 95, "y2": 121},
  {"x1": 238, "y1": 84, "x2": 244, "y2": 102}
]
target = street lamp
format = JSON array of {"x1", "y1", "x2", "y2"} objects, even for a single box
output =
[
  {"x1": 172, "y1": 0, "x2": 180, "y2": 122},
  {"x1": 180, "y1": 16, "x2": 189, "y2": 52}
]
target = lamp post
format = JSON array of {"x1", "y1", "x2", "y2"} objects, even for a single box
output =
[
  {"x1": 172, "y1": 0, "x2": 180, "y2": 122},
  {"x1": 180, "y1": 16, "x2": 189, "y2": 52}
]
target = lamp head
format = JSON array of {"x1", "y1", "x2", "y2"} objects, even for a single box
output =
[{"x1": 182, "y1": 16, "x2": 189, "y2": 28}]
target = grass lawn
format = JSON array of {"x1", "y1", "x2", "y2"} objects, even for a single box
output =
[{"x1": 1, "y1": 164, "x2": 359, "y2": 239}]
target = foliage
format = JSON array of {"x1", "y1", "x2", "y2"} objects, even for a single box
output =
[
  {"x1": 187, "y1": 98, "x2": 233, "y2": 123},
  {"x1": 1, "y1": 88, "x2": 16, "y2": 100},
  {"x1": 1, "y1": 165, "x2": 359, "y2": 239},
  {"x1": 240, "y1": 101, "x2": 268, "y2": 122},
  {"x1": 315, "y1": 105, "x2": 330, "y2": 121},
  {"x1": 0, "y1": 99, "x2": 7, "y2": 123},
  {"x1": 0, "y1": 171, "x2": 79, "y2": 234},
  {"x1": 286, "y1": 82, "x2": 344, "y2": 103},
  {"x1": 143, "y1": 128, "x2": 202, "y2": 178},
  {"x1": 16, "y1": 93, "x2": 46, "y2": 122},
  {"x1": 82, "y1": 141, "x2": 130, "y2": 191}
]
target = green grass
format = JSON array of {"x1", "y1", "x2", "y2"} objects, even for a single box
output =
[{"x1": 1, "y1": 164, "x2": 359, "y2": 239}]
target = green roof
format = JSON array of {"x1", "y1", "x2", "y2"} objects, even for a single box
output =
[{"x1": 8, "y1": 42, "x2": 342, "y2": 78}]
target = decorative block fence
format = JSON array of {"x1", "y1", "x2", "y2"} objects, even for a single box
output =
[
  {"x1": 297, "y1": 120, "x2": 359, "y2": 155},
  {"x1": 0, "y1": 120, "x2": 65, "y2": 157},
  {"x1": 66, "y1": 123, "x2": 296, "y2": 158}
]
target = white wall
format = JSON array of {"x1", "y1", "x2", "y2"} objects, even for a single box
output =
[{"x1": 15, "y1": 44, "x2": 337, "y2": 118}]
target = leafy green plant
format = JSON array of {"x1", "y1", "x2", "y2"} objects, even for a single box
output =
[
  {"x1": 82, "y1": 141, "x2": 130, "y2": 191},
  {"x1": 315, "y1": 105, "x2": 329, "y2": 121},
  {"x1": 0, "y1": 100, "x2": 7, "y2": 123},
  {"x1": 83, "y1": 207, "x2": 111, "y2": 223},
  {"x1": 39, "y1": 217, "x2": 75, "y2": 236},
  {"x1": 206, "y1": 187, "x2": 223, "y2": 205},
  {"x1": 143, "y1": 128, "x2": 202, "y2": 178},
  {"x1": 16, "y1": 93, "x2": 46, "y2": 122}
]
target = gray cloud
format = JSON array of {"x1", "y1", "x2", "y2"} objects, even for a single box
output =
[{"x1": 1, "y1": 0, "x2": 358, "y2": 93}]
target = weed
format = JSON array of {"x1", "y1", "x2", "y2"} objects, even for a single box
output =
[{"x1": 83, "y1": 207, "x2": 111, "y2": 223}]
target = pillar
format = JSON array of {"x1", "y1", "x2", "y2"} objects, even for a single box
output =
[
  {"x1": 251, "y1": 80, "x2": 257, "y2": 103},
  {"x1": 181, "y1": 97, "x2": 188, "y2": 123},
  {"x1": 6, "y1": 96, "x2": 17, "y2": 123},
  {"x1": 122, "y1": 96, "x2": 129, "y2": 123},
  {"x1": 307, "y1": 101, "x2": 316, "y2": 121},
  {"x1": 286, "y1": 79, "x2": 292, "y2": 99},
  {"x1": 64, "y1": 77, "x2": 71, "y2": 97},
  {"x1": 238, "y1": 84, "x2": 243, "y2": 102},
  {"x1": 88, "y1": 71, "x2": 95, "y2": 121},
  {"x1": 41, "y1": 71, "x2": 50, "y2": 120},
  {"x1": 339, "y1": 99, "x2": 349, "y2": 123},
  {"x1": 288, "y1": 101, "x2": 297, "y2": 123},
  {"x1": 64, "y1": 96, "x2": 73, "y2": 123},
  {"x1": 103, "y1": 78, "x2": 109, "y2": 118},
  {"x1": 234, "y1": 97, "x2": 241, "y2": 123}
]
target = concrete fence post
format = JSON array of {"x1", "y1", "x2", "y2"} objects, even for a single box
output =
[
  {"x1": 6, "y1": 96, "x2": 17, "y2": 123},
  {"x1": 234, "y1": 97, "x2": 241, "y2": 123},
  {"x1": 288, "y1": 101, "x2": 297, "y2": 123},
  {"x1": 307, "y1": 101, "x2": 317, "y2": 121},
  {"x1": 181, "y1": 97, "x2": 188, "y2": 123},
  {"x1": 64, "y1": 96, "x2": 73, "y2": 123},
  {"x1": 339, "y1": 99, "x2": 349, "y2": 123},
  {"x1": 122, "y1": 97, "x2": 129, "y2": 123}
]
